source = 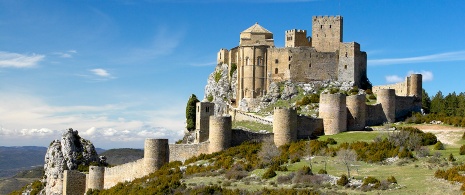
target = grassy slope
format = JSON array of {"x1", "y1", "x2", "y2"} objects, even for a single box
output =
[{"x1": 184, "y1": 125, "x2": 465, "y2": 194}]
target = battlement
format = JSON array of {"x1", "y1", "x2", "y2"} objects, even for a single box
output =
[
  {"x1": 312, "y1": 15, "x2": 342, "y2": 21},
  {"x1": 285, "y1": 29, "x2": 307, "y2": 33}
]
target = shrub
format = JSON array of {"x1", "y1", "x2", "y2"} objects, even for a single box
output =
[
  {"x1": 366, "y1": 89, "x2": 373, "y2": 94},
  {"x1": 448, "y1": 153, "x2": 456, "y2": 162},
  {"x1": 318, "y1": 169, "x2": 327, "y2": 174},
  {"x1": 434, "y1": 141, "x2": 445, "y2": 150},
  {"x1": 309, "y1": 94, "x2": 320, "y2": 103},
  {"x1": 387, "y1": 176, "x2": 397, "y2": 184},
  {"x1": 296, "y1": 96, "x2": 311, "y2": 106},
  {"x1": 416, "y1": 146, "x2": 430, "y2": 157},
  {"x1": 363, "y1": 176, "x2": 380, "y2": 188},
  {"x1": 422, "y1": 132, "x2": 438, "y2": 145},
  {"x1": 460, "y1": 145, "x2": 465, "y2": 155},
  {"x1": 330, "y1": 88, "x2": 339, "y2": 94},
  {"x1": 214, "y1": 71, "x2": 222, "y2": 83},
  {"x1": 298, "y1": 166, "x2": 313, "y2": 175},
  {"x1": 207, "y1": 94, "x2": 214, "y2": 102},
  {"x1": 324, "y1": 138, "x2": 337, "y2": 145},
  {"x1": 277, "y1": 173, "x2": 294, "y2": 184},
  {"x1": 225, "y1": 170, "x2": 248, "y2": 180},
  {"x1": 262, "y1": 168, "x2": 277, "y2": 179},
  {"x1": 230, "y1": 63, "x2": 237, "y2": 77},
  {"x1": 337, "y1": 174, "x2": 349, "y2": 186},
  {"x1": 368, "y1": 94, "x2": 377, "y2": 100}
]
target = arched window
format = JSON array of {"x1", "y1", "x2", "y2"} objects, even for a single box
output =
[
  {"x1": 288, "y1": 64, "x2": 291, "y2": 70},
  {"x1": 275, "y1": 68, "x2": 278, "y2": 74}
]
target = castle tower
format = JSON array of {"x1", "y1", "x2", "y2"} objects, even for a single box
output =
[
  {"x1": 63, "y1": 170, "x2": 86, "y2": 195},
  {"x1": 208, "y1": 116, "x2": 232, "y2": 153},
  {"x1": 87, "y1": 166, "x2": 105, "y2": 191},
  {"x1": 285, "y1": 29, "x2": 311, "y2": 48},
  {"x1": 377, "y1": 89, "x2": 396, "y2": 123},
  {"x1": 217, "y1": 48, "x2": 229, "y2": 65},
  {"x1": 195, "y1": 101, "x2": 215, "y2": 143},
  {"x1": 273, "y1": 107, "x2": 297, "y2": 147},
  {"x1": 319, "y1": 93, "x2": 347, "y2": 135},
  {"x1": 346, "y1": 94, "x2": 366, "y2": 131},
  {"x1": 312, "y1": 16, "x2": 343, "y2": 52},
  {"x1": 408, "y1": 74, "x2": 422, "y2": 98},
  {"x1": 144, "y1": 139, "x2": 169, "y2": 174}
]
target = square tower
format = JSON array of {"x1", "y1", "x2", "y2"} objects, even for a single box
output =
[
  {"x1": 285, "y1": 29, "x2": 311, "y2": 48},
  {"x1": 311, "y1": 16, "x2": 343, "y2": 52},
  {"x1": 195, "y1": 101, "x2": 215, "y2": 143}
]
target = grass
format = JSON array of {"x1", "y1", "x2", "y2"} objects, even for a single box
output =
[{"x1": 232, "y1": 120, "x2": 272, "y2": 132}]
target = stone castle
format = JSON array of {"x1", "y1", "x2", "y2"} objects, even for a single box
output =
[
  {"x1": 60, "y1": 16, "x2": 423, "y2": 194},
  {"x1": 217, "y1": 16, "x2": 369, "y2": 103}
]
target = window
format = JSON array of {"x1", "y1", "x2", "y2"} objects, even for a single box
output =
[
  {"x1": 257, "y1": 57, "x2": 261, "y2": 66},
  {"x1": 275, "y1": 68, "x2": 278, "y2": 74},
  {"x1": 345, "y1": 52, "x2": 348, "y2": 57},
  {"x1": 197, "y1": 106, "x2": 199, "y2": 112},
  {"x1": 219, "y1": 53, "x2": 222, "y2": 59},
  {"x1": 275, "y1": 59, "x2": 278, "y2": 64},
  {"x1": 320, "y1": 25, "x2": 323, "y2": 29},
  {"x1": 288, "y1": 64, "x2": 291, "y2": 70},
  {"x1": 309, "y1": 63, "x2": 312, "y2": 68},
  {"x1": 344, "y1": 65, "x2": 347, "y2": 69},
  {"x1": 330, "y1": 25, "x2": 332, "y2": 28},
  {"x1": 206, "y1": 106, "x2": 210, "y2": 113},
  {"x1": 288, "y1": 56, "x2": 292, "y2": 61}
]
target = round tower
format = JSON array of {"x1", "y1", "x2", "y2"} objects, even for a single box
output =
[
  {"x1": 346, "y1": 94, "x2": 366, "y2": 131},
  {"x1": 319, "y1": 93, "x2": 347, "y2": 135},
  {"x1": 377, "y1": 89, "x2": 396, "y2": 123},
  {"x1": 144, "y1": 139, "x2": 169, "y2": 174},
  {"x1": 273, "y1": 107, "x2": 297, "y2": 147},
  {"x1": 208, "y1": 116, "x2": 232, "y2": 153},
  {"x1": 409, "y1": 74, "x2": 422, "y2": 99},
  {"x1": 88, "y1": 166, "x2": 104, "y2": 190}
]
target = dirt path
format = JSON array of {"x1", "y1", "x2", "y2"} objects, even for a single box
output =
[{"x1": 412, "y1": 124, "x2": 465, "y2": 146}]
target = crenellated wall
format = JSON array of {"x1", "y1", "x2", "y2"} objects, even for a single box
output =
[{"x1": 169, "y1": 142, "x2": 209, "y2": 162}]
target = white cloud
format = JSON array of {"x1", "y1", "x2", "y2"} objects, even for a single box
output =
[
  {"x1": 0, "y1": 51, "x2": 45, "y2": 68},
  {"x1": 90, "y1": 68, "x2": 111, "y2": 77},
  {"x1": 0, "y1": 93, "x2": 185, "y2": 148},
  {"x1": 368, "y1": 50, "x2": 465, "y2": 66},
  {"x1": 385, "y1": 70, "x2": 434, "y2": 84},
  {"x1": 385, "y1": 75, "x2": 403, "y2": 83},
  {"x1": 408, "y1": 70, "x2": 433, "y2": 82}
]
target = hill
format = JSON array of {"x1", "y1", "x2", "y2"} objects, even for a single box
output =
[
  {"x1": 0, "y1": 146, "x2": 46, "y2": 178},
  {"x1": 99, "y1": 148, "x2": 144, "y2": 165}
]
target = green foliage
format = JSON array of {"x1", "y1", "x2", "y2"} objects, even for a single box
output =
[
  {"x1": 299, "y1": 166, "x2": 313, "y2": 175},
  {"x1": 329, "y1": 88, "x2": 339, "y2": 94},
  {"x1": 387, "y1": 176, "x2": 397, "y2": 184},
  {"x1": 433, "y1": 141, "x2": 445, "y2": 150},
  {"x1": 262, "y1": 167, "x2": 277, "y2": 179},
  {"x1": 185, "y1": 94, "x2": 200, "y2": 131},
  {"x1": 449, "y1": 153, "x2": 456, "y2": 162},
  {"x1": 365, "y1": 89, "x2": 373, "y2": 95},
  {"x1": 230, "y1": 63, "x2": 237, "y2": 77},
  {"x1": 422, "y1": 88, "x2": 431, "y2": 113},
  {"x1": 368, "y1": 94, "x2": 376, "y2": 100},
  {"x1": 337, "y1": 174, "x2": 349, "y2": 186},
  {"x1": 349, "y1": 86, "x2": 359, "y2": 95},
  {"x1": 296, "y1": 94, "x2": 320, "y2": 107},
  {"x1": 324, "y1": 138, "x2": 337, "y2": 145},
  {"x1": 462, "y1": 132, "x2": 465, "y2": 140},
  {"x1": 214, "y1": 71, "x2": 222, "y2": 83},
  {"x1": 207, "y1": 94, "x2": 214, "y2": 102},
  {"x1": 460, "y1": 145, "x2": 465, "y2": 155},
  {"x1": 363, "y1": 176, "x2": 380, "y2": 187},
  {"x1": 318, "y1": 169, "x2": 327, "y2": 174}
]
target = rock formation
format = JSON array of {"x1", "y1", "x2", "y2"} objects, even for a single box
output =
[
  {"x1": 42, "y1": 128, "x2": 98, "y2": 195},
  {"x1": 203, "y1": 63, "x2": 235, "y2": 115}
]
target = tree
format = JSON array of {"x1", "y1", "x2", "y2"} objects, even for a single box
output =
[
  {"x1": 422, "y1": 88, "x2": 431, "y2": 113},
  {"x1": 336, "y1": 149, "x2": 357, "y2": 179},
  {"x1": 185, "y1": 94, "x2": 200, "y2": 131},
  {"x1": 258, "y1": 138, "x2": 280, "y2": 166},
  {"x1": 430, "y1": 91, "x2": 445, "y2": 114}
]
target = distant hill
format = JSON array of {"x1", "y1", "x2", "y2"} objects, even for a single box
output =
[
  {"x1": 0, "y1": 166, "x2": 44, "y2": 195},
  {"x1": 100, "y1": 148, "x2": 144, "y2": 165},
  {"x1": 0, "y1": 146, "x2": 47, "y2": 178}
]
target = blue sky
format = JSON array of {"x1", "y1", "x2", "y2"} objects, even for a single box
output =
[{"x1": 0, "y1": 0, "x2": 464, "y2": 149}]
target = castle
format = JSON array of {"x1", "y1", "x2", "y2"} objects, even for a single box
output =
[
  {"x1": 217, "y1": 16, "x2": 369, "y2": 104},
  {"x1": 60, "y1": 16, "x2": 423, "y2": 194}
]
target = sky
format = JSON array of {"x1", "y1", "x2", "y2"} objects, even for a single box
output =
[{"x1": 0, "y1": 0, "x2": 464, "y2": 149}]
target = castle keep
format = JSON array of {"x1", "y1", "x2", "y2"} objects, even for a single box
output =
[{"x1": 217, "y1": 16, "x2": 368, "y2": 102}]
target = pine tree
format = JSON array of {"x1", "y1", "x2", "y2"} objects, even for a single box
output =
[
  {"x1": 186, "y1": 94, "x2": 200, "y2": 131},
  {"x1": 421, "y1": 88, "x2": 431, "y2": 113}
]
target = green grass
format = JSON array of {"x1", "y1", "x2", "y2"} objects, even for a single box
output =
[
  {"x1": 232, "y1": 120, "x2": 272, "y2": 132},
  {"x1": 317, "y1": 131, "x2": 388, "y2": 146}
]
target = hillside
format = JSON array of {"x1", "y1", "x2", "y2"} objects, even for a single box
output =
[
  {"x1": 0, "y1": 166, "x2": 43, "y2": 195},
  {"x1": 99, "y1": 148, "x2": 144, "y2": 165},
  {"x1": 0, "y1": 146, "x2": 46, "y2": 178}
]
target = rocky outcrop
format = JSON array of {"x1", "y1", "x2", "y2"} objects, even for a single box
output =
[
  {"x1": 42, "y1": 128, "x2": 98, "y2": 195},
  {"x1": 203, "y1": 63, "x2": 235, "y2": 116}
]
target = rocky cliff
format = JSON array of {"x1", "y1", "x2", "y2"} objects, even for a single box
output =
[
  {"x1": 203, "y1": 63, "x2": 236, "y2": 115},
  {"x1": 42, "y1": 128, "x2": 98, "y2": 195}
]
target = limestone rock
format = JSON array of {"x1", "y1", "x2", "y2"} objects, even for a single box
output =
[
  {"x1": 42, "y1": 128, "x2": 98, "y2": 195},
  {"x1": 281, "y1": 81, "x2": 298, "y2": 100},
  {"x1": 203, "y1": 63, "x2": 234, "y2": 115}
]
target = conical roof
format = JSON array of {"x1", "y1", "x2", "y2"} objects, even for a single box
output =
[{"x1": 242, "y1": 22, "x2": 272, "y2": 34}]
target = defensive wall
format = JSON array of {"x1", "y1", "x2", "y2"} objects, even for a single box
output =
[
  {"x1": 372, "y1": 74, "x2": 422, "y2": 98},
  {"x1": 231, "y1": 109, "x2": 272, "y2": 125}
]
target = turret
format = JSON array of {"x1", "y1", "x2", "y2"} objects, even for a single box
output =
[
  {"x1": 273, "y1": 107, "x2": 297, "y2": 146},
  {"x1": 144, "y1": 139, "x2": 169, "y2": 174},
  {"x1": 209, "y1": 116, "x2": 232, "y2": 153},
  {"x1": 312, "y1": 16, "x2": 343, "y2": 52},
  {"x1": 319, "y1": 93, "x2": 347, "y2": 135},
  {"x1": 377, "y1": 89, "x2": 396, "y2": 123},
  {"x1": 87, "y1": 166, "x2": 105, "y2": 191},
  {"x1": 346, "y1": 94, "x2": 366, "y2": 131}
]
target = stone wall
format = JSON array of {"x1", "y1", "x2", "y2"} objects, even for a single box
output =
[
  {"x1": 63, "y1": 170, "x2": 86, "y2": 195},
  {"x1": 395, "y1": 96, "x2": 421, "y2": 120},
  {"x1": 231, "y1": 109, "x2": 272, "y2": 124},
  {"x1": 365, "y1": 104, "x2": 385, "y2": 126},
  {"x1": 231, "y1": 129, "x2": 273, "y2": 146},
  {"x1": 297, "y1": 116, "x2": 323, "y2": 139},
  {"x1": 169, "y1": 142, "x2": 209, "y2": 162},
  {"x1": 312, "y1": 15, "x2": 343, "y2": 52},
  {"x1": 103, "y1": 159, "x2": 146, "y2": 189}
]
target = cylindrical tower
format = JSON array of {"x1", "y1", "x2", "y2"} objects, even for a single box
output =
[
  {"x1": 273, "y1": 107, "x2": 297, "y2": 147},
  {"x1": 377, "y1": 89, "x2": 396, "y2": 123},
  {"x1": 254, "y1": 47, "x2": 266, "y2": 97},
  {"x1": 88, "y1": 166, "x2": 104, "y2": 190},
  {"x1": 346, "y1": 94, "x2": 366, "y2": 131},
  {"x1": 209, "y1": 116, "x2": 232, "y2": 153},
  {"x1": 319, "y1": 93, "x2": 347, "y2": 135},
  {"x1": 144, "y1": 139, "x2": 169, "y2": 174},
  {"x1": 242, "y1": 47, "x2": 255, "y2": 98},
  {"x1": 409, "y1": 74, "x2": 422, "y2": 99}
]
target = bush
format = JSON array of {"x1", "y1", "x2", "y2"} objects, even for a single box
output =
[
  {"x1": 363, "y1": 176, "x2": 380, "y2": 188},
  {"x1": 225, "y1": 170, "x2": 248, "y2": 180},
  {"x1": 185, "y1": 94, "x2": 200, "y2": 131},
  {"x1": 387, "y1": 176, "x2": 397, "y2": 184},
  {"x1": 337, "y1": 174, "x2": 349, "y2": 186},
  {"x1": 368, "y1": 94, "x2": 376, "y2": 100},
  {"x1": 448, "y1": 153, "x2": 456, "y2": 162},
  {"x1": 277, "y1": 173, "x2": 295, "y2": 184},
  {"x1": 324, "y1": 138, "x2": 337, "y2": 145},
  {"x1": 262, "y1": 168, "x2": 277, "y2": 179},
  {"x1": 416, "y1": 146, "x2": 430, "y2": 157},
  {"x1": 207, "y1": 94, "x2": 214, "y2": 102},
  {"x1": 434, "y1": 141, "x2": 445, "y2": 150},
  {"x1": 318, "y1": 169, "x2": 327, "y2": 174},
  {"x1": 422, "y1": 132, "x2": 438, "y2": 145},
  {"x1": 214, "y1": 71, "x2": 222, "y2": 83},
  {"x1": 298, "y1": 166, "x2": 313, "y2": 175},
  {"x1": 460, "y1": 145, "x2": 465, "y2": 155},
  {"x1": 366, "y1": 89, "x2": 373, "y2": 94},
  {"x1": 230, "y1": 63, "x2": 237, "y2": 77}
]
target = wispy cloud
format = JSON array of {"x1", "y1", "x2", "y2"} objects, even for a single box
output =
[
  {"x1": 368, "y1": 50, "x2": 465, "y2": 66},
  {"x1": 385, "y1": 70, "x2": 433, "y2": 84},
  {"x1": 190, "y1": 61, "x2": 217, "y2": 67},
  {"x1": 52, "y1": 50, "x2": 77, "y2": 58},
  {"x1": 0, "y1": 51, "x2": 45, "y2": 68},
  {"x1": 90, "y1": 68, "x2": 111, "y2": 77}
]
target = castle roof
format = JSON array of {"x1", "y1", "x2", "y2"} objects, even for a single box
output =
[{"x1": 242, "y1": 23, "x2": 272, "y2": 34}]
